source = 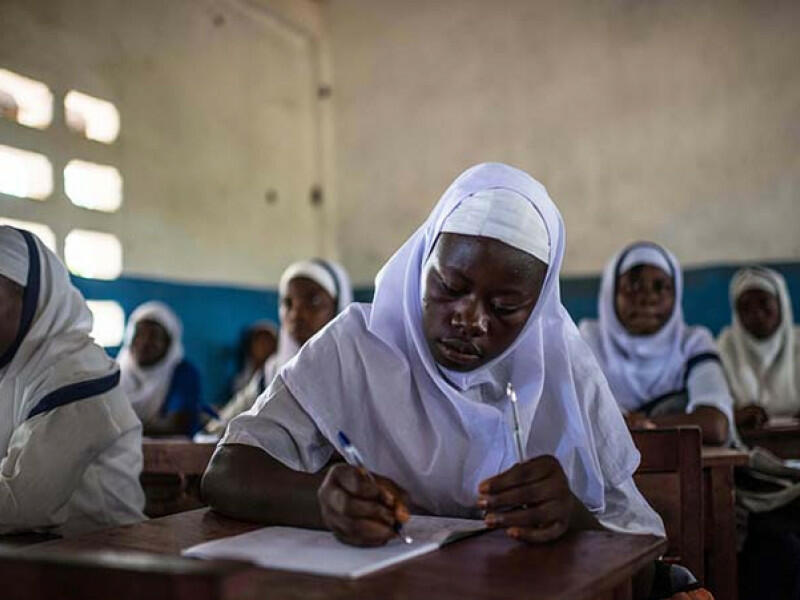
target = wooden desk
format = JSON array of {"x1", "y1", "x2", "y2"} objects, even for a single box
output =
[
  {"x1": 740, "y1": 424, "x2": 800, "y2": 459},
  {"x1": 701, "y1": 446, "x2": 749, "y2": 600},
  {"x1": 140, "y1": 440, "x2": 216, "y2": 517},
  {"x1": 32, "y1": 508, "x2": 667, "y2": 600}
]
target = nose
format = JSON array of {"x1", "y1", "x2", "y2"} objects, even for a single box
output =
[{"x1": 450, "y1": 295, "x2": 489, "y2": 337}]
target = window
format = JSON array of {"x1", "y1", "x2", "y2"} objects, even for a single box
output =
[
  {"x1": 86, "y1": 300, "x2": 125, "y2": 347},
  {"x1": 0, "y1": 68, "x2": 53, "y2": 129},
  {"x1": 0, "y1": 218, "x2": 56, "y2": 252},
  {"x1": 64, "y1": 160, "x2": 123, "y2": 212},
  {"x1": 64, "y1": 229, "x2": 122, "y2": 280},
  {"x1": 0, "y1": 144, "x2": 53, "y2": 200},
  {"x1": 64, "y1": 90, "x2": 120, "y2": 143}
]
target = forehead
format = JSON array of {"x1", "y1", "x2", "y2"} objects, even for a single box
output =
[
  {"x1": 135, "y1": 318, "x2": 168, "y2": 337},
  {"x1": 737, "y1": 288, "x2": 778, "y2": 305},
  {"x1": 431, "y1": 233, "x2": 546, "y2": 287},
  {"x1": 619, "y1": 264, "x2": 672, "y2": 282},
  {"x1": 0, "y1": 273, "x2": 24, "y2": 301},
  {"x1": 285, "y1": 276, "x2": 332, "y2": 299}
]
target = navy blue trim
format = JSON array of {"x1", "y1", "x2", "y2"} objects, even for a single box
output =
[
  {"x1": 27, "y1": 370, "x2": 121, "y2": 420},
  {"x1": 311, "y1": 258, "x2": 341, "y2": 312},
  {"x1": 0, "y1": 229, "x2": 40, "y2": 369},
  {"x1": 683, "y1": 352, "x2": 720, "y2": 386}
]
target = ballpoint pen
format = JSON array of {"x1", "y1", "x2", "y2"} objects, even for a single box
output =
[
  {"x1": 506, "y1": 383, "x2": 525, "y2": 463},
  {"x1": 337, "y1": 431, "x2": 413, "y2": 544}
]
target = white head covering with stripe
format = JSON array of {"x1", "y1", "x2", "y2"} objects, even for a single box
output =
[
  {"x1": 0, "y1": 226, "x2": 123, "y2": 457},
  {"x1": 279, "y1": 162, "x2": 640, "y2": 517},
  {"x1": 718, "y1": 267, "x2": 799, "y2": 415},
  {"x1": 117, "y1": 302, "x2": 185, "y2": 424},
  {"x1": 579, "y1": 242, "x2": 719, "y2": 413}
]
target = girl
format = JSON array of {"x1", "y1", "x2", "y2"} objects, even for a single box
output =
[
  {"x1": 230, "y1": 320, "x2": 278, "y2": 396},
  {"x1": 202, "y1": 259, "x2": 352, "y2": 437},
  {"x1": 118, "y1": 302, "x2": 203, "y2": 437},
  {"x1": 718, "y1": 267, "x2": 799, "y2": 429},
  {"x1": 579, "y1": 242, "x2": 733, "y2": 446},
  {"x1": 0, "y1": 226, "x2": 145, "y2": 536},
  {"x1": 202, "y1": 163, "x2": 664, "y2": 554}
]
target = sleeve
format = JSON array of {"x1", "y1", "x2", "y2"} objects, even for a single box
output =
[
  {"x1": 686, "y1": 360, "x2": 734, "y2": 424},
  {"x1": 163, "y1": 361, "x2": 202, "y2": 415},
  {"x1": 0, "y1": 396, "x2": 128, "y2": 534},
  {"x1": 220, "y1": 374, "x2": 334, "y2": 473},
  {"x1": 595, "y1": 477, "x2": 666, "y2": 537}
]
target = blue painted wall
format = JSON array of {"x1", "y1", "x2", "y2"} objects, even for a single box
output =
[{"x1": 72, "y1": 261, "x2": 800, "y2": 407}]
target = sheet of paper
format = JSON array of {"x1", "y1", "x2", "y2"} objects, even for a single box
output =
[
  {"x1": 766, "y1": 416, "x2": 800, "y2": 428},
  {"x1": 183, "y1": 515, "x2": 484, "y2": 579}
]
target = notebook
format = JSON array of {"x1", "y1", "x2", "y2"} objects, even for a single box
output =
[{"x1": 183, "y1": 515, "x2": 486, "y2": 579}]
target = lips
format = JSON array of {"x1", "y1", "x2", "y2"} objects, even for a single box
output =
[{"x1": 437, "y1": 338, "x2": 483, "y2": 366}]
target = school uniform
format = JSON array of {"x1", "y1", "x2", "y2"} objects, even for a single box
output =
[
  {"x1": 0, "y1": 226, "x2": 145, "y2": 536},
  {"x1": 579, "y1": 243, "x2": 734, "y2": 434},
  {"x1": 204, "y1": 260, "x2": 352, "y2": 437},
  {"x1": 229, "y1": 320, "x2": 278, "y2": 396},
  {"x1": 118, "y1": 302, "x2": 203, "y2": 436},
  {"x1": 222, "y1": 163, "x2": 664, "y2": 536},
  {"x1": 718, "y1": 267, "x2": 800, "y2": 418}
]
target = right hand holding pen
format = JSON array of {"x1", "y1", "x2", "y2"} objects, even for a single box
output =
[{"x1": 318, "y1": 464, "x2": 410, "y2": 547}]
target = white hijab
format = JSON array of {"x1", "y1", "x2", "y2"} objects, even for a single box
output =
[
  {"x1": 0, "y1": 226, "x2": 125, "y2": 457},
  {"x1": 579, "y1": 242, "x2": 718, "y2": 413},
  {"x1": 718, "y1": 267, "x2": 799, "y2": 415},
  {"x1": 117, "y1": 302, "x2": 185, "y2": 424},
  {"x1": 263, "y1": 259, "x2": 353, "y2": 385},
  {"x1": 280, "y1": 162, "x2": 639, "y2": 516}
]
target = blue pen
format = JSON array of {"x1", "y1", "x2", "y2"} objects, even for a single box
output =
[{"x1": 337, "y1": 431, "x2": 413, "y2": 544}]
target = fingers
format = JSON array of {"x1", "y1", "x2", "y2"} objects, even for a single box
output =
[
  {"x1": 479, "y1": 455, "x2": 561, "y2": 495},
  {"x1": 325, "y1": 485, "x2": 396, "y2": 525},
  {"x1": 507, "y1": 521, "x2": 567, "y2": 544},
  {"x1": 484, "y1": 500, "x2": 565, "y2": 529},
  {"x1": 330, "y1": 464, "x2": 390, "y2": 504},
  {"x1": 325, "y1": 510, "x2": 397, "y2": 547},
  {"x1": 478, "y1": 474, "x2": 567, "y2": 511}
]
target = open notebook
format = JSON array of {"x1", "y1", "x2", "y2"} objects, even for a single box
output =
[{"x1": 183, "y1": 515, "x2": 486, "y2": 579}]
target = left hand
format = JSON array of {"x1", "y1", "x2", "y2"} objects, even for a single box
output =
[{"x1": 477, "y1": 455, "x2": 574, "y2": 543}]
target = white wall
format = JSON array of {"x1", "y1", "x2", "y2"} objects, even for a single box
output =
[
  {"x1": 326, "y1": 0, "x2": 800, "y2": 283},
  {"x1": 0, "y1": 0, "x2": 331, "y2": 287}
]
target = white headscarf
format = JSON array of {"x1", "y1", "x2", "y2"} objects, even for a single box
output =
[
  {"x1": 579, "y1": 242, "x2": 719, "y2": 413},
  {"x1": 279, "y1": 162, "x2": 639, "y2": 516},
  {"x1": 718, "y1": 267, "x2": 799, "y2": 415},
  {"x1": 263, "y1": 259, "x2": 353, "y2": 385},
  {"x1": 117, "y1": 302, "x2": 185, "y2": 424},
  {"x1": 0, "y1": 226, "x2": 124, "y2": 457}
]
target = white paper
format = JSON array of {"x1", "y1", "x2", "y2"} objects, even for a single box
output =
[{"x1": 182, "y1": 515, "x2": 484, "y2": 579}]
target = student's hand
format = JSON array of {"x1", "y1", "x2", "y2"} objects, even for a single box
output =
[
  {"x1": 477, "y1": 455, "x2": 576, "y2": 544},
  {"x1": 625, "y1": 412, "x2": 657, "y2": 430},
  {"x1": 735, "y1": 404, "x2": 768, "y2": 429},
  {"x1": 318, "y1": 463, "x2": 410, "y2": 547}
]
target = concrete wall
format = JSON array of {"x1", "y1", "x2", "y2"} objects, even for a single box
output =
[
  {"x1": 0, "y1": 0, "x2": 330, "y2": 287},
  {"x1": 326, "y1": 0, "x2": 800, "y2": 283}
]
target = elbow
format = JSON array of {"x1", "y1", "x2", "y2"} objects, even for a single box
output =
[
  {"x1": 703, "y1": 414, "x2": 730, "y2": 446},
  {"x1": 200, "y1": 453, "x2": 228, "y2": 512}
]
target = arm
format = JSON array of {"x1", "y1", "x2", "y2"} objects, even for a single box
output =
[
  {"x1": 202, "y1": 443, "x2": 329, "y2": 528},
  {"x1": 650, "y1": 406, "x2": 729, "y2": 446}
]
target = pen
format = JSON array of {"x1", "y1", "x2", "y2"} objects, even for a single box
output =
[
  {"x1": 337, "y1": 431, "x2": 413, "y2": 544},
  {"x1": 506, "y1": 383, "x2": 525, "y2": 464}
]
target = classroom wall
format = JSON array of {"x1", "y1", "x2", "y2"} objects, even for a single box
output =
[
  {"x1": 325, "y1": 0, "x2": 800, "y2": 284},
  {"x1": 0, "y1": 0, "x2": 332, "y2": 287}
]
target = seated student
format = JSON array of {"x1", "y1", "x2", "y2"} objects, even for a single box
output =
[
  {"x1": 579, "y1": 242, "x2": 733, "y2": 446},
  {"x1": 118, "y1": 302, "x2": 203, "y2": 437},
  {"x1": 0, "y1": 226, "x2": 145, "y2": 536},
  {"x1": 203, "y1": 163, "x2": 666, "y2": 567},
  {"x1": 230, "y1": 320, "x2": 278, "y2": 396},
  {"x1": 201, "y1": 259, "x2": 352, "y2": 437},
  {"x1": 718, "y1": 267, "x2": 799, "y2": 429}
]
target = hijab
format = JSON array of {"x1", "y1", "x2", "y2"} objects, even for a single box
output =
[
  {"x1": 0, "y1": 226, "x2": 124, "y2": 457},
  {"x1": 117, "y1": 301, "x2": 185, "y2": 423},
  {"x1": 279, "y1": 162, "x2": 639, "y2": 517},
  {"x1": 579, "y1": 242, "x2": 718, "y2": 412},
  {"x1": 718, "y1": 267, "x2": 799, "y2": 415}
]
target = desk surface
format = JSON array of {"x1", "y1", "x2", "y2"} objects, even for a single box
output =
[
  {"x1": 701, "y1": 446, "x2": 749, "y2": 468},
  {"x1": 35, "y1": 508, "x2": 666, "y2": 600},
  {"x1": 739, "y1": 424, "x2": 800, "y2": 459}
]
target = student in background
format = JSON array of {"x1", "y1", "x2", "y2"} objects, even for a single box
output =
[
  {"x1": 118, "y1": 302, "x2": 202, "y2": 437},
  {"x1": 579, "y1": 242, "x2": 732, "y2": 446},
  {"x1": 718, "y1": 267, "x2": 799, "y2": 429},
  {"x1": 230, "y1": 320, "x2": 278, "y2": 396},
  {"x1": 201, "y1": 259, "x2": 352, "y2": 438},
  {"x1": 204, "y1": 163, "x2": 672, "y2": 591},
  {"x1": 0, "y1": 226, "x2": 145, "y2": 536}
]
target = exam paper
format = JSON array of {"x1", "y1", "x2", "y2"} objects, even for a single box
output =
[{"x1": 183, "y1": 515, "x2": 485, "y2": 579}]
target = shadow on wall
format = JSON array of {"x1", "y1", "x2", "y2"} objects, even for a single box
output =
[{"x1": 73, "y1": 261, "x2": 800, "y2": 408}]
